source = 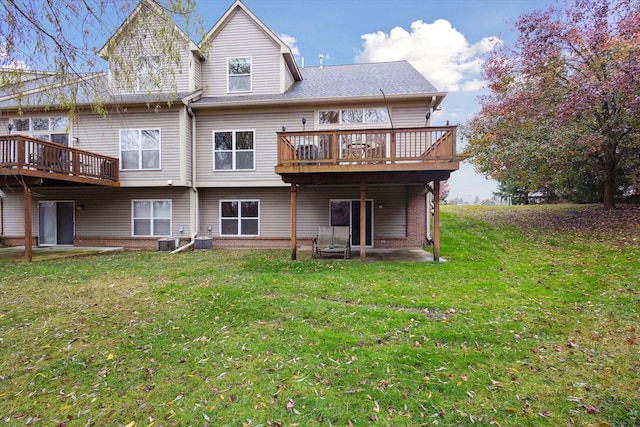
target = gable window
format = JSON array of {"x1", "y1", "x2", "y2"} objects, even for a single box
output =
[
  {"x1": 318, "y1": 108, "x2": 388, "y2": 125},
  {"x1": 220, "y1": 200, "x2": 259, "y2": 236},
  {"x1": 214, "y1": 130, "x2": 254, "y2": 170},
  {"x1": 12, "y1": 116, "x2": 69, "y2": 145},
  {"x1": 138, "y1": 55, "x2": 162, "y2": 91},
  {"x1": 228, "y1": 57, "x2": 252, "y2": 92},
  {"x1": 132, "y1": 200, "x2": 171, "y2": 236},
  {"x1": 120, "y1": 129, "x2": 161, "y2": 170}
]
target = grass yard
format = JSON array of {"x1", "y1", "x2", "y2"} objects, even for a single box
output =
[{"x1": 0, "y1": 204, "x2": 638, "y2": 426}]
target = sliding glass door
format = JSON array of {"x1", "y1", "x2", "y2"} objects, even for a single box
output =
[
  {"x1": 39, "y1": 201, "x2": 74, "y2": 245},
  {"x1": 329, "y1": 200, "x2": 373, "y2": 247}
]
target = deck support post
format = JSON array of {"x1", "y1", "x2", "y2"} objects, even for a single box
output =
[
  {"x1": 360, "y1": 182, "x2": 366, "y2": 260},
  {"x1": 24, "y1": 184, "x2": 32, "y2": 262},
  {"x1": 433, "y1": 180, "x2": 440, "y2": 262},
  {"x1": 290, "y1": 183, "x2": 297, "y2": 260}
]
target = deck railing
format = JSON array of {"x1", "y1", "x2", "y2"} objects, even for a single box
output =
[
  {"x1": 0, "y1": 135, "x2": 119, "y2": 183},
  {"x1": 276, "y1": 126, "x2": 457, "y2": 169}
]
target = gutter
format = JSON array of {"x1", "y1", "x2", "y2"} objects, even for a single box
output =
[
  {"x1": 187, "y1": 93, "x2": 448, "y2": 110},
  {"x1": 171, "y1": 105, "x2": 199, "y2": 254}
]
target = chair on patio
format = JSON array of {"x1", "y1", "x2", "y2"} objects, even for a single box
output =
[{"x1": 312, "y1": 226, "x2": 351, "y2": 259}]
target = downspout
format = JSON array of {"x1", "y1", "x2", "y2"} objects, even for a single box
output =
[{"x1": 171, "y1": 105, "x2": 199, "y2": 253}]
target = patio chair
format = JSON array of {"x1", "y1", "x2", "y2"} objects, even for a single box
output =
[{"x1": 312, "y1": 226, "x2": 351, "y2": 259}]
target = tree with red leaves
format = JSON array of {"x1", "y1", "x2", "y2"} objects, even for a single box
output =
[{"x1": 463, "y1": 0, "x2": 640, "y2": 208}]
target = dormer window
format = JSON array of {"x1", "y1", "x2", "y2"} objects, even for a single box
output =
[
  {"x1": 228, "y1": 57, "x2": 252, "y2": 93},
  {"x1": 138, "y1": 55, "x2": 162, "y2": 92}
]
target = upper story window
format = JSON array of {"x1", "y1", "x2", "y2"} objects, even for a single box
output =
[
  {"x1": 138, "y1": 55, "x2": 162, "y2": 92},
  {"x1": 318, "y1": 108, "x2": 388, "y2": 125},
  {"x1": 132, "y1": 200, "x2": 171, "y2": 236},
  {"x1": 12, "y1": 116, "x2": 69, "y2": 145},
  {"x1": 120, "y1": 129, "x2": 161, "y2": 170},
  {"x1": 214, "y1": 130, "x2": 255, "y2": 170},
  {"x1": 228, "y1": 57, "x2": 252, "y2": 93}
]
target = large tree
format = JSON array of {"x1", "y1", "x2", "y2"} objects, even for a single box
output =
[
  {"x1": 463, "y1": 0, "x2": 640, "y2": 208},
  {"x1": 1, "y1": 0, "x2": 203, "y2": 114}
]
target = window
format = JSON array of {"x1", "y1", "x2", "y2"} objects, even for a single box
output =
[
  {"x1": 228, "y1": 57, "x2": 252, "y2": 92},
  {"x1": 132, "y1": 200, "x2": 171, "y2": 236},
  {"x1": 138, "y1": 55, "x2": 162, "y2": 91},
  {"x1": 220, "y1": 200, "x2": 259, "y2": 236},
  {"x1": 214, "y1": 130, "x2": 254, "y2": 170},
  {"x1": 120, "y1": 129, "x2": 161, "y2": 170},
  {"x1": 12, "y1": 116, "x2": 69, "y2": 145},
  {"x1": 318, "y1": 108, "x2": 388, "y2": 125}
]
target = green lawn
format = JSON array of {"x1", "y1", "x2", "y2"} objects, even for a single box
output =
[{"x1": 1, "y1": 204, "x2": 638, "y2": 426}]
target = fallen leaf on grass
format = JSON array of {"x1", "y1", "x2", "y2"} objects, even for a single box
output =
[{"x1": 582, "y1": 404, "x2": 599, "y2": 414}]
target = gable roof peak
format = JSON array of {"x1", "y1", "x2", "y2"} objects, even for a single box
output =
[
  {"x1": 98, "y1": 0, "x2": 202, "y2": 59},
  {"x1": 200, "y1": 0, "x2": 301, "y2": 81}
]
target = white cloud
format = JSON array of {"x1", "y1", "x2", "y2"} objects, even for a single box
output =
[
  {"x1": 0, "y1": 44, "x2": 30, "y2": 69},
  {"x1": 279, "y1": 33, "x2": 300, "y2": 57},
  {"x1": 356, "y1": 19, "x2": 501, "y2": 93}
]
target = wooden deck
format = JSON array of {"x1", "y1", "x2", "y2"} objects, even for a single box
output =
[
  {"x1": 0, "y1": 135, "x2": 119, "y2": 186},
  {"x1": 276, "y1": 126, "x2": 460, "y2": 262},
  {"x1": 275, "y1": 126, "x2": 460, "y2": 183}
]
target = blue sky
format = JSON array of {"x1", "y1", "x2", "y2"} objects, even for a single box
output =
[{"x1": 195, "y1": 0, "x2": 554, "y2": 202}]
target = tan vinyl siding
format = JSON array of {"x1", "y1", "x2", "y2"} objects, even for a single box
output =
[
  {"x1": 201, "y1": 9, "x2": 282, "y2": 96},
  {"x1": 199, "y1": 187, "x2": 290, "y2": 237},
  {"x1": 196, "y1": 108, "x2": 313, "y2": 186},
  {"x1": 191, "y1": 52, "x2": 202, "y2": 90},
  {"x1": 107, "y1": 10, "x2": 191, "y2": 95},
  {"x1": 0, "y1": 187, "x2": 191, "y2": 239},
  {"x1": 284, "y1": 63, "x2": 294, "y2": 91},
  {"x1": 185, "y1": 110, "x2": 193, "y2": 186},
  {"x1": 391, "y1": 105, "x2": 432, "y2": 127},
  {"x1": 75, "y1": 108, "x2": 184, "y2": 185},
  {"x1": 198, "y1": 185, "x2": 407, "y2": 239},
  {"x1": 0, "y1": 190, "x2": 26, "y2": 236},
  {"x1": 0, "y1": 117, "x2": 9, "y2": 133},
  {"x1": 297, "y1": 185, "x2": 407, "y2": 238}
]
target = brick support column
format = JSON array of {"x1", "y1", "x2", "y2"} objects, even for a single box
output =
[{"x1": 406, "y1": 184, "x2": 427, "y2": 247}]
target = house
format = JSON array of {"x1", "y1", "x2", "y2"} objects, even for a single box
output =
[{"x1": 0, "y1": 0, "x2": 460, "y2": 261}]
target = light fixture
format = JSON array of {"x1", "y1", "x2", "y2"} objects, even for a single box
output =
[
  {"x1": 282, "y1": 126, "x2": 286, "y2": 132},
  {"x1": 76, "y1": 204, "x2": 84, "y2": 211},
  {"x1": 73, "y1": 137, "x2": 79, "y2": 144},
  {"x1": 167, "y1": 180, "x2": 173, "y2": 186},
  {"x1": 378, "y1": 203, "x2": 383, "y2": 209},
  {"x1": 207, "y1": 225, "x2": 212, "y2": 231},
  {"x1": 301, "y1": 117, "x2": 306, "y2": 131},
  {"x1": 178, "y1": 226, "x2": 184, "y2": 233},
  {"x1": 7, "y1": 123, "x2": 13, "y2": 134}
]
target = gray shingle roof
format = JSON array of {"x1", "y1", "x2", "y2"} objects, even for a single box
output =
[
  {"x1": 0, "y1": 61, "x2": 441, "y2": 110},
  {"x1": 191, "y1": 60, "x2": 442, "y2": 106},
  {"x1": 0, "y1": 73, "x2": 194, "y2": 109}
]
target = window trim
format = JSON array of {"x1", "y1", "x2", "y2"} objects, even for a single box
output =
[
  {"x1": 219, "y1": 199, "x2": 260, "y2": 237},
  {"x1": 317, "y1": 107, "x2": 389, "y2": 126},
  {"x1": 227, "y1": 56, "x2": 252, "y2": 93},
  {"x1": 213, "y1": 129, "x2": 256, "y2": 171},
  {"x1": 11, "y1": 116, "x2": 70, "y2": 145},
  {"x1": 131, "y1": 199, "x2": 172, "y2": 237},
  {"x1": 137, "y1": 55, "x2": 163, "y2": 92},
  {"x1": 119, "y1": 128, "x2": 162, "y2": 171}
]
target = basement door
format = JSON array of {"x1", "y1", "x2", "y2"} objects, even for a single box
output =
[
  {"x1": 39, "y1": 201, "x2": 74, "y2": 246},
  {"x1": 329, "y1": 200, "x2": 373, "y2": 247}
]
